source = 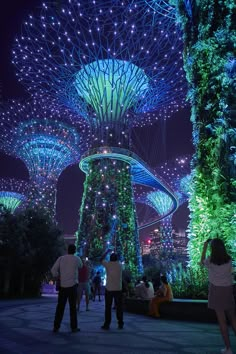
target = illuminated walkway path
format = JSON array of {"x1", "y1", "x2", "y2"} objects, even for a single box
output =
[
  {"x1": 0, "y1": 295, "x2": 235, "y2": 353},
  {"x1": 80, "y1": 147, "x2": 178, "y2": 229}
]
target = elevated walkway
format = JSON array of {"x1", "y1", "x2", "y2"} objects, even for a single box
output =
[{"x1": 80, "y1": 147, "x2": 178, "y2": 227}]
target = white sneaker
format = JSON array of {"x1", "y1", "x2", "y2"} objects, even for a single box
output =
[{"x1": 221, "y1": 348, "x2": 233, "y2": 354}]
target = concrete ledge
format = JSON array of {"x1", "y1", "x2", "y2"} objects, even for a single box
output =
[{"x1": 124, "y1": 297, "x2": 217, "y2": 323}]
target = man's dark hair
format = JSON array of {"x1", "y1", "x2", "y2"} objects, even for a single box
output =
[
  {"x1": 68, "y1": 244, "x2": 76, "y2": 255},
  {"x1": 110, "y1": 253, "x2": 118, "y2": 262}
]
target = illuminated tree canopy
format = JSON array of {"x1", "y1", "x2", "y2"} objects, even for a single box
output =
[
  {"x1": 13, "y1": 0, "x2": 187, "y2": 140},
  {"x1": 155, "y1": 155, "x2": 192, "y2": 206},
  {"x1": 135, "y1": 155, "x2": 191, "y2": 227},
  {"x1": 0, "y1": 100, "x2": 90, "y2": 216},
  {"x1": 0, "y1": 178, "x2": 28, "y2": 213},
  {"x1": 10, "y1": 0, "x2": 187, "y2": 277},
  {"x1": 134, "y1": 156, "x2": 191, "y2": 267}
]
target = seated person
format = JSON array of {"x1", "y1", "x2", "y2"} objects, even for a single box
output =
[
  {"x1": 134, "y1": 276, "x2": 154, "y2": 300},
  {"x1": 149, "y1": 275, "x2": 173, "y2": 318}
]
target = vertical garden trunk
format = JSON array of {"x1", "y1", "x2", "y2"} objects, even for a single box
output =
[
  {"x1": 176, "y1": 0, "x2": 236, "y2": 268},
  {"x1": 77, "y1": 157, "x2": 143, "y2": 278}
]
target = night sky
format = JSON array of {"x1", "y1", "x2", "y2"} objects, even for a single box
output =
[{"x1": 0, "y1": 0, "x2": 194, "y2": 238}]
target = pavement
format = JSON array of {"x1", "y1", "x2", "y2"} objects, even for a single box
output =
[{"x1": 0, "y1": 295, "x2": 235, "y2": 354}]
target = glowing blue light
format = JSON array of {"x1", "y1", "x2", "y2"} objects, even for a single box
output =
[
  {"x1": 12, "y1": 0, "x2": 187, "y2": 135},
  {"x1": 74, "y1": 59, "x2": 149, "y2": 123},
  {"x1": 146, "y1": 190, "x2": 173, "y2": 214},
  {"x1": 0, "y1": 100, "x2": 90, "y2": 216},
  {"x1": 0, "y1": 178, "x2": 28, "y2": 213}
]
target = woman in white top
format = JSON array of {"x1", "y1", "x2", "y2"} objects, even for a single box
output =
[
  {"x1": 135, "y1": 276, "x2": 154, "y2": 300},
  {"x1": 201, "y1": 238, "x2": 236, "y2": 354}
]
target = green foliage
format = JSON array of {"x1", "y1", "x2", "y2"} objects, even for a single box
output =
[
  {"x1": 168, "y1": 264, "x2": 208, "y2": 299},
  {"x1": 143, "y1": 265, "x2": 161, "y2": 286},
  {"x1": 0, "y1": 207, "x2": 65, "y2": 298},
  {"x1": 175, "y1": 0, "x2": 236, "y2": 270},
  {"x1": 76, "y1": 158, "x2": 142, "y2": 278}
]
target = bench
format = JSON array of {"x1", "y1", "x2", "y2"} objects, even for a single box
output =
[{"x1": 124, "y1": 297, "x2": 217, "y2": 323}]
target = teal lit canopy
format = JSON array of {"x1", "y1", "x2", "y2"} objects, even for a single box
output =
[
  {"x1": 4, "y1": 120, "x2": 81, "y2": 181},
  {"x1": 74, "y1": 59, "x2": 149, "y2": 124},
  {"x1": 146, "y1": 190, "x2": 174, "y2": 215},
  {"x1": 0, "y1": 192, "x2": 26, "y2": 213},
  {"x1": 0, "y1": 178, "x2": 28, "y2": 213}
]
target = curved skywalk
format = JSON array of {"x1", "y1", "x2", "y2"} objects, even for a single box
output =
[{"x1": 80, "y1": 147, "x2": 178, "y2": 229}]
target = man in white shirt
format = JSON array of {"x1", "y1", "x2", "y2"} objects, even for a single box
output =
[
  {"x1": 51, "y1": 244, "x2": 82, "y2": 333},
  {"x1": 100, "y1": 249, "x2": 124, "y2": 330}
]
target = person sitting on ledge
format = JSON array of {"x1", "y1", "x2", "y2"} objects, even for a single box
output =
[
  {"x1": 149, "y1": 275, "x2": 173, "y2": 318},
  {"x1": 135, "y1": 276, "x2": 154, "y2": 300}
]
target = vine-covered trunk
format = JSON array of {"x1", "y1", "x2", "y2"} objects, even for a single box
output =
[
  {"x1": 176, "y1": 0, "x2": 236, "y2": 268},
  {"x1": 76, "y1": 157, "x2": 143, "y2": 278}
]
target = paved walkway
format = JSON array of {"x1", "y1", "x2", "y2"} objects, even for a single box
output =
[{"x1": 0, "y1": 295, "x2": 235, "y2": 354}]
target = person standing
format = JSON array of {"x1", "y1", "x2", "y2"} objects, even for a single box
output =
[
  {"x1": 201, "y1": 238, "x2": 236, "y2": 354},
  {"x1": 51, "y1": 244, "x2": 82, "y2": 333},
  {"x1": 77, "y1": 258, "x2": 91, "y2": 311},
  {"x1": 100, "y1": 249, "x2": 124, "y2": 330},
  {"x1": 92, "y1": 271, "x2": 102, "y2": 301}
]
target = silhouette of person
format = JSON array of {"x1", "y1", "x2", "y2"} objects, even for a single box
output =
[
  {"x1": 100, "y1": 249, "x2": 124, "y2": 330},
  {"x1": 51, "y1": 244, "x2": 82, "y2": 333}
]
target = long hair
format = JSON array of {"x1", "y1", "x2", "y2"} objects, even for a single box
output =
[{"x1": 210, "y1": 238, "x2": 231, "y2": 265}]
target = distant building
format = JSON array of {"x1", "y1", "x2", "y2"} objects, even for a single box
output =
[
  {"x1": 149, "y1": 229, "x2": 161, "y2": 258},
  {"x1": 172, "y1": 229, "x2": 188, "y2": 263},
  {"x1": 64, "y1": 234, "x2": 76, "y2": 247},
  {"x1": 140, "y1": 239, "x2": 151, "y2": 256},
  {"x1": 149, "y1": 227, "x2": 188, "y2": 264}
]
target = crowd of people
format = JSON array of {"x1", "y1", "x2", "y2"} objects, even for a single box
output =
[{"x1": 51, "y1": 237, "x2": 236, "y2": 354}]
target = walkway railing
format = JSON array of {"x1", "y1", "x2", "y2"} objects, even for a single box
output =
[{"x1": 80, "y1": 147, "x2": 178, "y2": 229}]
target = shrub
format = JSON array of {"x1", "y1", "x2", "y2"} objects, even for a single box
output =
[{"x1": 168, "y1": 263, "x2": 208, "y2": 299}]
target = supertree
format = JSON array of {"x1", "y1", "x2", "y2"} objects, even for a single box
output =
[
  {"x1": 142, "y1": 0, "x2": 176, "y2": 19},
  {"x1": 143, "y1": 0, "x2": 236, "y2": 268},
  {"x1": 142, "y1": 0, "x2": 193, "y2": 20},
  {"x1": 0, "y1": 178, "x2": 28, "y2": 213},
  {"x1": 0, "y1": 100, "x2": 90, "y2": 218},
  {"x1": 12, "y1": 0, "x2": 187, "y2": 276},
  {"x1": 135, "y1": 156, "x2": 191, "y2": 270}
]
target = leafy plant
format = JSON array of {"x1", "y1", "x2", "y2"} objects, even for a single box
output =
[
  {"x1": 0, "y1": 207, "x2": 65, "y2": 298},
  {"x1": 168, "y1": 264, "x2": 208, "y2": 299}
]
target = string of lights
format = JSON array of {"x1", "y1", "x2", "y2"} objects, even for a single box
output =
[
  {"x1": 0, "y1": 99, "x2": 90, "y2": 217},
  {"x1": 10, "y1": 0, "x2": 187, "y2": 276},
  {"x1": 0, "y1": 178, "x2": 28, "y2": 213}
]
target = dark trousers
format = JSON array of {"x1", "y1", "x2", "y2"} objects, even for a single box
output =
[
  {"x1": 93, "y1": 284, "x2": 101, "y2": 300},
  {"x1": 54, "y1": 285, "x2": 78, "y2": 330},
  {"x1": 104, "y1": 289, "x2": 124, "y2": 327}
]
